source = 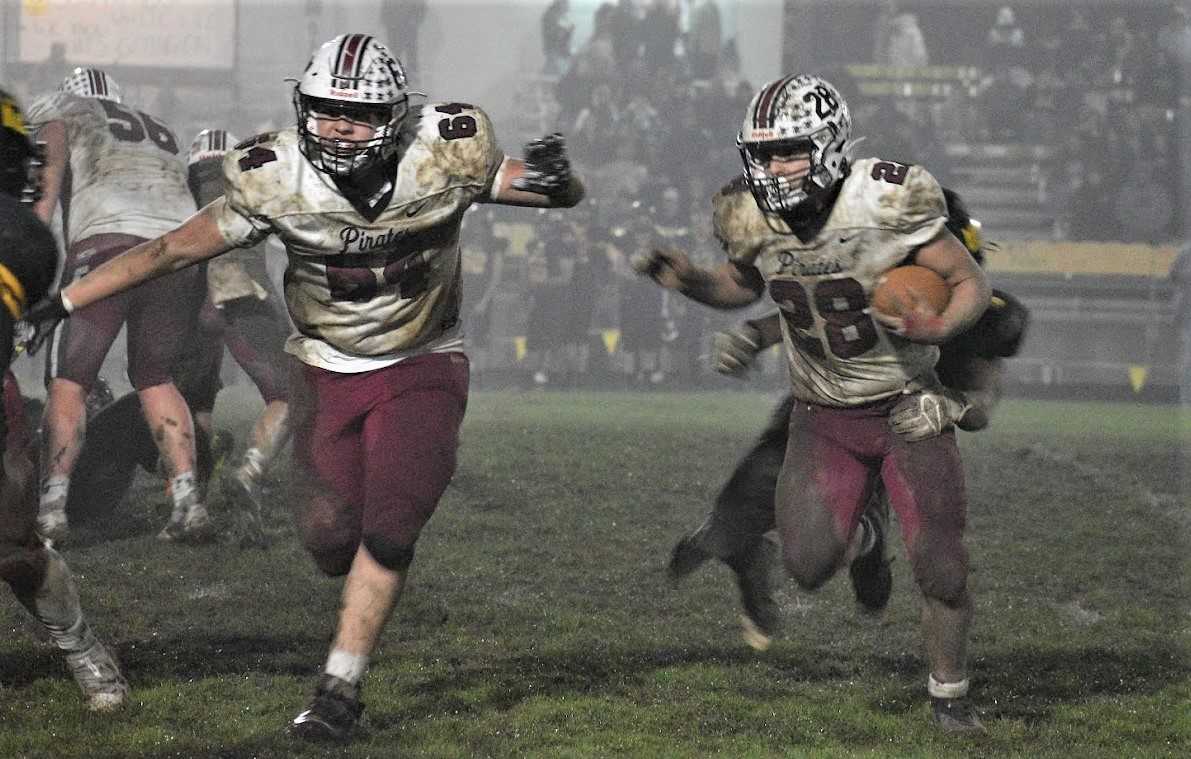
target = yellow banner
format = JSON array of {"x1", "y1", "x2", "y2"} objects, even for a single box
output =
[
  {"x1": 513, "y1": 336, "x2": 527, "y2": 362},
  {"x1": 984, "y1": 242, "x2": 1178, "y2": 279}
]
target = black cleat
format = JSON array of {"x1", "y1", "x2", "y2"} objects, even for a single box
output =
[
  {"x1": 667, "y1": 526, "x2": 715, "y2": 583},
  {"x1": 727, "y1": 533, "x2": 781, "y2": 650},
  {"x1": 931, "y1": 696, "x2": 985, "y2": 733},
  {"x1": 291, "y1": 674, "x2": 365, "y2": 742},
  {"x1": 849, "y1": 499, "x2": 893, "y2": 614}
]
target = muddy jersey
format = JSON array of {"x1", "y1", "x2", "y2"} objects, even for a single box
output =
[
  {"x1": 26, "y1": 92, "x2": 196, "y2": 243},
  {"x1": 212, "y1": 103, "x2": 503, "y2": 371},
  {"x1": 713, "y1": 157, "x2": 948, "y2": 407},
  {"x1": 189, "y1": 156, "x2": 272, "y2": 305}
]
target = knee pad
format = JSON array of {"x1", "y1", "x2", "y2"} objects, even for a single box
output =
[
  {"x1": 362, "y1": 533, "x2": 416, "y2": 572},
  {"x1": 300, "y1": 494, "x2": 360, "y2": 577},
  {"x1": 308, "y1": 544, "x2": 355, "y2": 577},
  {"x1": 910, "y1": 549, "x2": 968, "y2": 604}
]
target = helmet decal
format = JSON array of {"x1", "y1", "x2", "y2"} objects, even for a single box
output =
[{"x1": 60, "y1": 67, "x2": 123, "y2": 103}]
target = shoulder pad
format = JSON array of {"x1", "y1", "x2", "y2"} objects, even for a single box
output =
[
  {"x1": 234, "y1": 131, "x2": 279, "y2": 151},
  {"x1": 720, "y1": 174, "x2": 750, "y2": 196},
  {"x1": 852, "y1": 158, "x2": 946, "y2": 233}
]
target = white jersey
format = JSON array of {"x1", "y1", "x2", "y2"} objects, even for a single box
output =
[
  {"x1": 212, "y1": 103, "x2": 504, "y2": 371},
  {"x1": 26, "y1": 92, "x2": 196, "y2": 243},
  {"x1": 713, "y1": 157, "x2": 949, "y2": 407}
]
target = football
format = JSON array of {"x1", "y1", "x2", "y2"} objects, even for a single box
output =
[{"x1": 871, "y1": 265, "x2": 950, "y2": 316}]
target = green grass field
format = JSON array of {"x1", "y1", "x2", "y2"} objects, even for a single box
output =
[{"x1": 1, "y1": 391, "x2": 1188, "y2": 758}]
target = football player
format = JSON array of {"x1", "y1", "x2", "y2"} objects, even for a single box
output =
[
  {"x1": 26, "y1": 68, "x2": 210, "y2": 543},
  {"x1": 670, "y1": 189, "x2": 1029, "y2": 651},
  {"x1": 22, "y1": 34, "x2": 584, "y2": 742},
  {"x1": 0, "y1": 88, "x2": 128, "y2": 710},
  {"x1": 188, "y1": 128, "x2": 292, "y2": 544},
  {"x1": 635, "y1": 75, "x2": 991, "y2": 732}
]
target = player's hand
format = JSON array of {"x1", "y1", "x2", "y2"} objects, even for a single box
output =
[
  {"x1": 17, "y1": 292, "x2": 70, "y2": 356},
  {"x1": 889, "y1": 389, "x2": 971, "y2": 442},
  {"x1": 512, "y1": 133, "x2": 572, "y2": 197},
  {"x1": 712, "y1": 323, "x2": 763, "y2": 377},
  {"x1": 631, "y1": 248, "x2": 694, "y2": 291},
  {"x1": 870, "y1": 291, "x2": 948, "y2": 344}
]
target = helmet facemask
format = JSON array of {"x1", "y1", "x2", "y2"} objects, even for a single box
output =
[
  {"x1": 295, "y1": 91, "x2": 409, "y2": 178},
  {"x1": 292, "y1": 33, "x2": 413, "y2": 179}
]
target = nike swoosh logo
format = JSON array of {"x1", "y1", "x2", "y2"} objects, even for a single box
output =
[{"x1": 838, "y1": 235, "x2": 858, "y2": 244}]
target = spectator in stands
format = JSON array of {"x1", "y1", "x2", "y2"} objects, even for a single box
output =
[
  {"x1": 879, "y1": 12, "x2": 930, "y2": 68},
  {"x1": 541, "y1": 0, "x2": 574, "y2": 76},
  {"x1": 1173, "y1": 243, "x2": 1191, "y2": 376},
  {"x1": 985, "y1": 6, "x2": 1026, "y2": 69},
  {"x1": 1104, "y1": 15, "x2": 1138, "y2": 86},
  {"x1": 610, "y1": 0, "x2": 642, "y2": 70},
  {"x1": 380, "y1": 1, "x2": 427, "y2": 75},
  {"x1": 688, "y1": 0, "x2": 723, "y2": 80},
  {"x1": 640, "y1": 0, "x2": 681, "y2": 71},
  {"x1": 1158, "y1": 3, "x2": 1191, "y2": 92}
]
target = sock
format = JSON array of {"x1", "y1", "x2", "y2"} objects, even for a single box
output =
[
  {"x1": 240, "y1": 447, "x2": 267, "y2": 481},
  {"x1": 324, "y1": 648, "x2": 368, "y2": 685},
  {"x1": 19, "y1": 547, "x2": 96, "y2": 653},
  {"x1": 40, "y1": 475, "x2": 70, "y2": 507},
  {"x1": 170, "y1": 472, "x2": 197, "y2": 507},
  {"x1": 928, "y1": 674, "x2": 970, "y2": 700}
]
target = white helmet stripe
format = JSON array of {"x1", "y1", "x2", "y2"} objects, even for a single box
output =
[{"x1": 754, "y1": 75, "x2": 796, "y2": 130}]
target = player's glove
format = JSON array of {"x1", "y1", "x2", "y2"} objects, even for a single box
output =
[
  {"x1": 512, "y1": 133, "x2": 573, "y2": 197},
  {"x1": 17, "y1": 291, "x2": 71, "y2": 356},
  {"x1": 889, "y1": 388, "x2": 971, "y2": 442},
  {"x1": 712, "y1": 323, "x2": 763, "y2": 377}
]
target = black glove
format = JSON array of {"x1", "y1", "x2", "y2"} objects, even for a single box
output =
[
  {"x1": 512, "y1": 133, "x2": 573, "y2": 196},
  {"x1": 18, "y1": 291, "x2": 70, "y2": 356}
]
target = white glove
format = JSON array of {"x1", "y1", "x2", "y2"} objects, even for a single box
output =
[
  {"x1": 889, "y1": 389, "x2": 971, "y2": 442},
  {"x1": 711, "y1": 323, "x2": 763, "y2": 377}
]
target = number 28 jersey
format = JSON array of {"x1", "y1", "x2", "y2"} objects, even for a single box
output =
[
  {"x1": 26, "y1": 92, "x2": 196, "y2": 243},
  {"x1": 212, "y1": 103, "x2": 504, "y2": 371},
  {"x1": 714, "y1": 157, "x2": 949, "y2": 407}
]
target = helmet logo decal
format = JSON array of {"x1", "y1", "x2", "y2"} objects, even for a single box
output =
[{"x1": 332, "y1": 33, "x2": 371, "y2": 88}]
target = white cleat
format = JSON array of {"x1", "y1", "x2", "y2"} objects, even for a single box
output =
[
  {"x1": 65, "y1": 640, "x2": 129, "y2": 712},
  {"x1": 158, "y1": 498, "x2": 214, "y2": 543}
]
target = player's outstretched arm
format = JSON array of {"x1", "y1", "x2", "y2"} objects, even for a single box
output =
[
  {"x1": 489, "y1": 133, "x2": 585, "y2": 208},
  {"x1": 57, "y1": 207, "x2": 232, "y2": 316},
  {"x1": 872, "y1": 230, "x2": 991, "y2": 344},
  {"x1": 633, "y1": 249, "x2": 763, "y2": 310}
]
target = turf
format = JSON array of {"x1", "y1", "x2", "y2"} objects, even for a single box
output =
[{"x1": 1, "y1": 390, "x2": 1187, "y2": 758}]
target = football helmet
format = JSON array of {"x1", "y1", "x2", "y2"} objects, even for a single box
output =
[
  {"x1": 293, "y1": 33, "x2": 410, "y2": 177},
  {"x1": 188, "y1": 128, "x2": 239, "y2": 165},
  {"x1": 0, "y1": 89, "x2": 43, "y2": 203},
  {"x1": 737, "y1": 74, "x2": 852, "y2": 214},
  {"x1": 60, "y1": 67, "x2": 123, "y2": 103}
]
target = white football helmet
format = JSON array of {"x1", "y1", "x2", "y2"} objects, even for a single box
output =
[
  {"x1": 737, "y1": 74, "x2": 852, "y2": 214},
  {"x1": 188, "y1": 128, "x2": 239, "y2": 166},
  {"x1": 60, "y1": 67, "x2": 123, "y2": 103},
  {"x1": 293, "y1": 33, "x2": 410, "y2": 177}
]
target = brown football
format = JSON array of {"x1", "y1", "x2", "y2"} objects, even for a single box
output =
[{"x1": 871, "y1": 265, "x2": 950, "y2": 316}]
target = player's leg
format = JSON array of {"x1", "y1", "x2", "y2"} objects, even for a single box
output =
[
  {"x1": 219, "y1": 296, "x2": 292, "y2": 531},
  {"x1": 669, "y1": 394, "x2": 791, "y2": 580},
  {"x1": 293, "y1": 353, "x2": 469, "y2": 742},
  {"x1": 287, "y1": 361, "x2": 369, "y2": 740},
  {"x1": 882, "y1": 427, "x2": 980, "y2": 732},
  {"x1": 39, "y1": 236, "x2": 133, "y2": 540},
  {"x1": 127, "y1": 264, "x2": 210, "y2": 542},
  {"x1": 776, "y1": 404, "x2": 879, "y2": 588},
  {"x1": 0, "y1": 373, "x2": 127, "y2": 710}
]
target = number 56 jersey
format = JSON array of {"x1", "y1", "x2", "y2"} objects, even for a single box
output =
[
  {"x1": 26, "y1": 92, "x2": 196, "y2": 243},
  {"x1": 212, "y1": 103, "x2": 504, "y2": 370},
  {"x1": 713, "y1": 157, "x2": 949, "y2": 407}
]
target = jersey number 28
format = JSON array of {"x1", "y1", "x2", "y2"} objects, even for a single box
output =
[{"x1": 769, "y1": 277, "x2": 878, "y2": 359}]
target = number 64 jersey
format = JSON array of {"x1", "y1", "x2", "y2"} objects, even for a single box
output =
[
  {"x1": 211, "y1": 103, "x2": 504, "y2": 371},
  {"x1": 26, "y1": 92, "x2": 196, "y2": 243},
  {"x1": 714, "y1": 157, "x2": 949, "y2": 407}
]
